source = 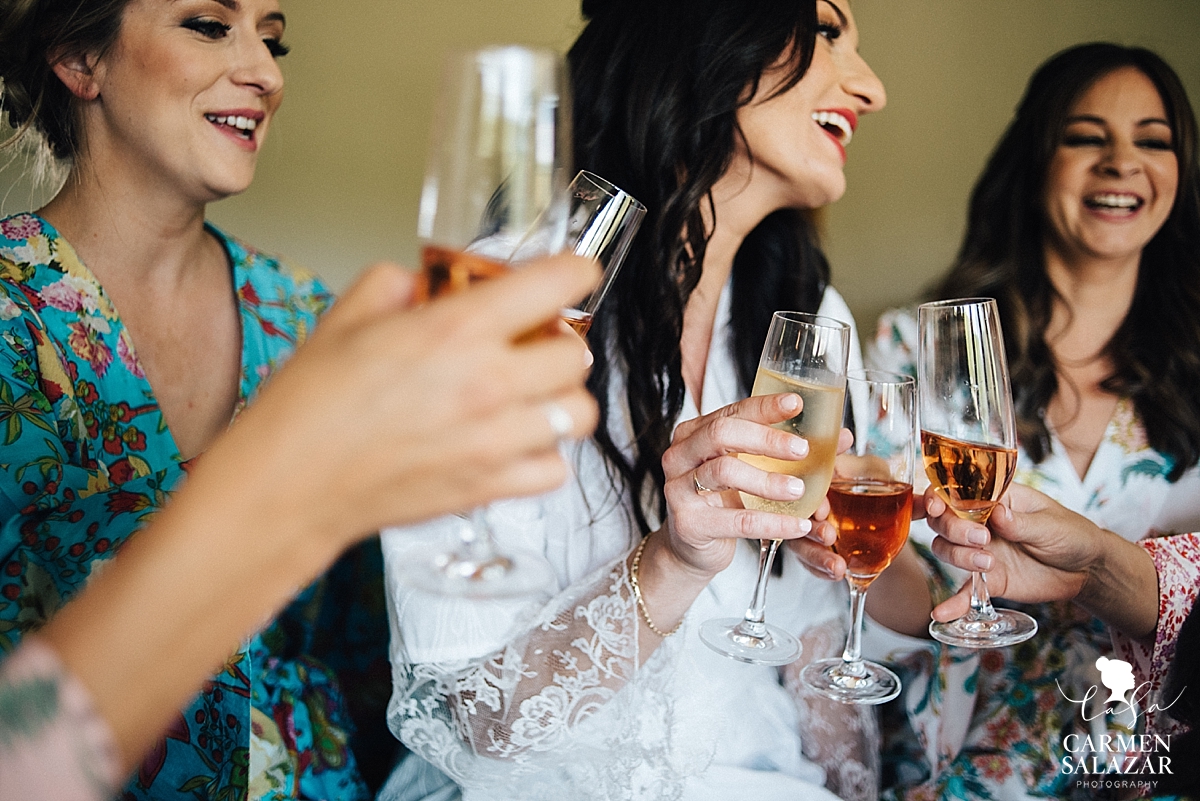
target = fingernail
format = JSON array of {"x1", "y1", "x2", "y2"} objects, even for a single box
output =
[
  {"x1": 781, "y1": 394, "x2": 801, "y2": 413},
  {"x1": 968, "y1": 528, "x2": 988, "y2": 546},
  {"x1": 973, "y1": 552, "x2": 993, "y2": 570},
  {"x1": 583, "y1": 346, "x2": 594, "y2": 369},
  {"x1": 819, "y1": 567, "x2": 837, "y2": 581},
  {"x1": 786, "y1": 477, "x2": 805, "y2": 497},
  {"x1": 790, "y1": 437, "x2": 808, "y2": 458},
  {"x1": 797, "y1": 518, "x2": 812, "y2": 534}
]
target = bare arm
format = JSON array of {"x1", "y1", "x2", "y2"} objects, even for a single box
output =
[{"x1": 39, "y1": 255, "x2": 600, "y2": 773}]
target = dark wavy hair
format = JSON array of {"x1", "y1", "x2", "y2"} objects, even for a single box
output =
[
  {"x1": 935, "y1": 43, "x2": 1200, "y2": 479},
  {"x1": 0, "y1": 0, "x2": 132, "y2": 160},
  {"x1": 570, "y1": 0, "x2": 831, "y2": 533}
]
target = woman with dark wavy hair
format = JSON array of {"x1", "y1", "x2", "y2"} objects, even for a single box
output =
[
  {"x1": 856, "y1": 42, "x2": 1200, "y2": 800},
  {"x1": 380, "y1": 1, "x2": 886, "y2": 799}
]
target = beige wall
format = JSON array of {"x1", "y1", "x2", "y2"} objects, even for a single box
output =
[{"x1": 3, "y1": 0, "x2": 1199, "y2": 335}]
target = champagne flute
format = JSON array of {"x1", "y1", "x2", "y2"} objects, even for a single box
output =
[
  {"x1": 397, "y1": 45, "x2": 572, "y2": 598},
  {"x1": 918, "y1": 298, "x2": 1038, "y2": 647},
  {"x1": 699, "y1": 312, "x2": 850, "y2": 666},
  {"x1": 801, "y1": 370, "x2": 915, "y2": 704},
  {"x1": 511, "y1": 169, "x2": 646, "y2": 336}
]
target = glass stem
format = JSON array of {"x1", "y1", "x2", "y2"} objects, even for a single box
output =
[
  {"x1": 737, "y1": 539, "x2": 782, "y2": 639},
  {"x1": 461, "y1": 507, "x2": 499, "y2": 561},
  {"x1": 969, "y1": 571, "x2": 998, "y2": 620},
  {"x1": 840, "y1": 580, "x2": 869, "y2": 675}
]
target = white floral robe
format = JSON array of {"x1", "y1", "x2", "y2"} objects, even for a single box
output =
[
  {"x1": 379, "y1": 286, "x2": 881, "y2": 801},
  {"x1": 866, "y1": 307, "x2": 1200, "y2": 801}
]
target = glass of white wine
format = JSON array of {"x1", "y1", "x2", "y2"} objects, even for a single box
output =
[
  {"x1": 699, "y1": 311, "x2": 850, "y2": 666},
  {"x1": 918, "y1": 298, "x2": 1038, "y2": 647}
]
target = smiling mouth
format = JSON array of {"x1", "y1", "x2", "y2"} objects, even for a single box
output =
[
  {"x1": 812, "y1": 111, "x2": 853, "y2": 146},
  {"x1": 1084, "y1": 192, "x2": 1144, "y2": 213},
  {"x1": 204, "y1": 114, "x2": 258, "y2": 140}
]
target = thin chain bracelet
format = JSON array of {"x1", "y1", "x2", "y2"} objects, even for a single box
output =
[{"x1": 630, "y1": 536, "x2": 683, "y2": 637}]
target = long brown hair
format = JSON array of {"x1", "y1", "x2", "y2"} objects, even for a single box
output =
[{"x1": 936, "y1": 43, "x2": 1200, "y2": 479}]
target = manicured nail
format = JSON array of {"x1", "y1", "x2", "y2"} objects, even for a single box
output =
[
  {"x1": 786, "y1": 477, "x2": 805, "y2": 497},
  {"x1": 781, "y1": 394, "x2": 802, "y2": 413},
  {"x1": 968, "y1": 528, "x2": 988, "y2": 546},
  {"x1": 796, "y1": 518, "x2": 812, "y2": 534},
  {"x1": 819, "y1": 566, "x2": 837, "y2": 581},
  {"x1": 790, "y1": 437, "x2": 809, "y2": 458},
  {"x1": 973, "y1": 552, "x2": 993, "y2": 570}
]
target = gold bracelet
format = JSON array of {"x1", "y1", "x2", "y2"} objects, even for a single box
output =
[{"x1": 630, "y1": 536, "x2": 683, "y2": 637}]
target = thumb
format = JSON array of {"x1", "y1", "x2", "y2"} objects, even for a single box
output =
[{"x1": 318, "y1": 263, "x2": 417, "y2": 334}]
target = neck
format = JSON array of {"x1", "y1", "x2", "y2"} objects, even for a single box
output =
[
  {"x1": 39, "y1": 161, "x2": 212, "y2": 292},
  {"x1": 680, "y1": 164, "x2": 782, "y2": 405},
  {"x1": 1043, "y1": 247, "x2": 1139, "y2": 362}
]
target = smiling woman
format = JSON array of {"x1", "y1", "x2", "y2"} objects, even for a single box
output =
[{"x1": 0, "y1": 1, "x2": 387, "y2": 799}]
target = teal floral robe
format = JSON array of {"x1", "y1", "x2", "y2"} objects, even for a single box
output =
[{"x1": 0, "y1": 213, "x2": 381, "y2": 800}]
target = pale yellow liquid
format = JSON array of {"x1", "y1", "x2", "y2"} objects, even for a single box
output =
[{"x1": 739, "y1": 369, "x2": 844, "y2": 519}]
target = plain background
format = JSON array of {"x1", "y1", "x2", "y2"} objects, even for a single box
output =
[{"x1": 2, "y1": 0, "x2": 1199, "y2": 334}]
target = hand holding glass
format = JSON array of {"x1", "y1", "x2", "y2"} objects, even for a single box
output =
[
  {"x1": 918, "y1": 298, "x2": 1038, "y2": 647},
  {"x1": 801, "y1": 370, "x2": 914, "y2": 704},
  {"x1": 699, "y1": 312, "x2": 850, "y2": 666}
]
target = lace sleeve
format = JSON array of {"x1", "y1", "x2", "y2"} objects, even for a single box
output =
[
  {"x1": 784, "y1": 619, "x2": 881, "y2": 801},
  {"x1": 388, "y1": 553, "x2": 686, "y2": 797}
]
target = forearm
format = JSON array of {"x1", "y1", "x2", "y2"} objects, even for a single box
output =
[
  {"x1": 1077, "y1": 530, "x2": 1158, "y2": 640},
  {"x1": 629, "y1": 529, "x2": 713, "y2": 662},
  {"x1": 39, "y1": 439, "x2": 343, "y2": 773},
  {"x1": 863, "y1": 543, "x2": 935, "y2": 638}
]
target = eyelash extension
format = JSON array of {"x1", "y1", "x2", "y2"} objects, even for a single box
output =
[
  {"x1": 1062, "y1": 134, "x2": 1105, "y2": 147},
  {"x1": 1136, "y1": 138, "x2": 1173, "y2": 151},
  {"x1": 182, "y1": 18, "x2": 231, "y2": 39},
  {"x1": 264, "y1": 38, "x2": 290, "y2": 57},
  {"x1": 817, "y1": 22, "x2": 843, "y2": 41}
]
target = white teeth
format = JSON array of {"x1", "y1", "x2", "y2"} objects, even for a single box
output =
[
  {"x1": 812, "y1": 110, "x2": 853, "y2": 146},
  {"x1": 1086, "y1": 192, "x2": 1140, "y2": 209},
  {"x1": 204, "y1": 114, "x2": 258, "y2": 134}
]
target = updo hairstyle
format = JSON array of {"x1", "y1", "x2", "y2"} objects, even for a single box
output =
[{"x1": 0, "y1": 0, "x2": 133, "y2": 160}]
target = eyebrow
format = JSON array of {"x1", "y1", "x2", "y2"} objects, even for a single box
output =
[
  {"x1": 818, "y1": 0, "x2": 849, "y2": 27},
  {"x1": 1066, "y1": 114, "x2": 1171, "y2": 128},
  {"x1": 183, "y1": 0, "x2": 285, "y2": 26}
]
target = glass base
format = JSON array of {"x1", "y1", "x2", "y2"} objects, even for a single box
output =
[
  {"x1": 395, "y1": 545, "x2": 555, "y2": 599},
  {"x1": 699, "y1": 617, "x2": 802, "y2": 666},
  {"x1": 801, "y1": 657, "x2": 901, "y2": 705},
  {"x1": 929, "y1": 608, "x2": 1038, "y2": 648}
]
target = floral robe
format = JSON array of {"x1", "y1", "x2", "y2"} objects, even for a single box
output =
[
  {"x1": 0, "y1": 213, "x2": 380, "y2": 800},
  {"x1": 868, "y1": 308, "x2": 1200, "y2": 801}
]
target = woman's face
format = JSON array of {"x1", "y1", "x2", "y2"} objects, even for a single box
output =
[
  {"x1": 84, "y1": 0, "x2": 287, "y2": 202},
  {"x1": 732, "y1": 0, "x2": 886, "y2": 210},
  {"x1": 1042, "y1": 66, "x2": 1179, "y2": 268}
]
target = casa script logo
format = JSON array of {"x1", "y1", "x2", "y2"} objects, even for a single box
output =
[{"x1": 1055, "y1": 656, "x2": 1183, "y2": 796}]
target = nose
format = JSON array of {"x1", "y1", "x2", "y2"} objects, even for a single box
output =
[
  {"x1": 844, "y1": 51, "x2": 886, "y2": 115},
  {"x1": 1098, "y1": 136, "x2": 1143, "y2": 178},
  {"x1": 231, "y1": 34, "x2": 284, "y2": 98}
]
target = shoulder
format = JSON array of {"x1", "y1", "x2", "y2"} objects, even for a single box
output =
[{"x1": 206, "y1": 224, "x2": 334, "y2": 315}]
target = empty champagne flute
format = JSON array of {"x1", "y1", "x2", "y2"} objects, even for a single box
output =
[
  {"x1": 397, "y1": 45, "x2": 572, "y2": 598},
  {"x1": 801, "y1": 370, "x2": 915, "y2": 704},
  {"x1": 918, "y1": 298, "x2": 1038, "y2": 647},
  {"x1": 700, "y1": 312, "x2": 850, "y2": 665}
]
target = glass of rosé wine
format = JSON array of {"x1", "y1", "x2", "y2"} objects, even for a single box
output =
[
  {"x1": 918, "y1": 298, "x2": 1037, "y2": 647},
  {"x1": 397, "y1": 45, "x2": 572, "y2": 598},
  {"x1": 801, "y1": 370, "x2": 915, "y2": 704}
]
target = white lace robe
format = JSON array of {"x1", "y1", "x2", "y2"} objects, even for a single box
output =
[{"x1": 380, "y1": 286, "x2": 879, "y2": 801}]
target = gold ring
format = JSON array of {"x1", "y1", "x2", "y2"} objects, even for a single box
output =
[{"x1": 693, "y1": 472, "x2": 714, "y2": 495}]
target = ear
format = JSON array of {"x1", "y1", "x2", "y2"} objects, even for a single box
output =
[{"x1": 49, "y1": 49, "x2": 103, "y2": 102}]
